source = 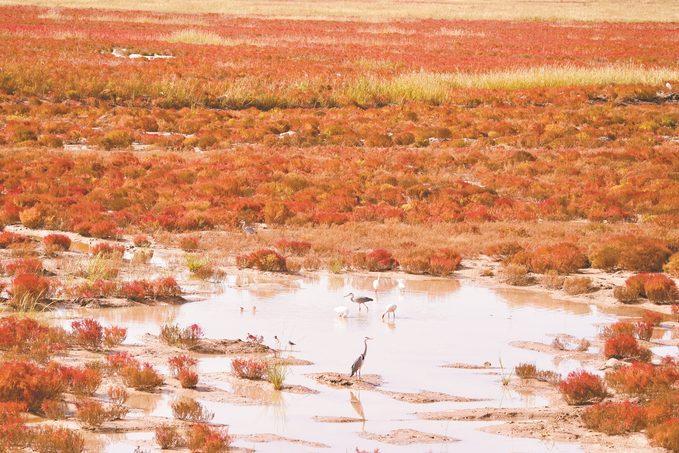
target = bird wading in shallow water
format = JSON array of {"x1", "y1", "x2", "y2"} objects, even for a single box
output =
[
  {"x1": 382, "y1": 304, "x2": 397, "y2": 320},
  {"x1": 344, "y1": 293, "x2": 372, "y2": 311},
  {"x1": 373, "y1": 272, "x2": 381, "y2": 293},
  {"x1": 351, "y1": 336, "x2": 373, "y2": 379},
  {"x1": 334, "y1": 306, "x2": 349, "y2": 318},
  {"x1": 239, "y1": 220, "x2": 257, "y2": 236}
]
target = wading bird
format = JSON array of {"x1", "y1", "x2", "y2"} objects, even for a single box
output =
[
  {"x1": 382, "y1": 304, "x2": 397, "y2": 320},
  {"x1": 334, "y1": 306, "x2": 349, "y2": 318},
  {"x1": 239, "y1": 220, "x2": 257, "y2": 235},
  {"x1": 344, "y1": 293, "x2": 372, "y2": 311},
  {"x1": 373, "y1": 272, "x2": 381, "y2": 292},
  {"x1": 350, "y1": 336, "x2": 373, "y2": 379},
  {"x1": 397, "y1": 279, "x2": 405, "y2": 292}
]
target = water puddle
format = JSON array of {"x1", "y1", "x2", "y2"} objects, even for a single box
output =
[{"x1": 57, "y1": 275, "x2": 654, "y2": 452}]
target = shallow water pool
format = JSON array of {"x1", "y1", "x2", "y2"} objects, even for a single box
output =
[{"x1": 61, "y1": 274, "x2": 641, "y2": 452}]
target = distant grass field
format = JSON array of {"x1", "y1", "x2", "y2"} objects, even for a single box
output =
[{"x1": 4, "y1": 0, "x2": 679, "y2": 22}]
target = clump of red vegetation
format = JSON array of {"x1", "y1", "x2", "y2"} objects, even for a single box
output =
[
  {"x1": 559, "y1": 369, "x2": 607, "y2": 405},
  {"x1": 231, "y1": 358, "x2": 267, "y2": 380},
  {"x1": 237, "y1": 249, "x2": 287, "y2": 272}
]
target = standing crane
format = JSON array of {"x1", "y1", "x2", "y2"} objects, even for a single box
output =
[
  {"x1": 350, "y1": 337, "x2": 373, "y2": 379},
  {"x1": 239, "y1": 220, "x2": 257, "y2": 235},
  {"x1": 344, "y1": 293, "x2": 372, "y2": 311}
]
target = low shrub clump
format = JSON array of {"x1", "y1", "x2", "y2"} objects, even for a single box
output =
[
  {"x1": 400, "y1": 248, "x2": 461, "y2": 276},
  {"x1": 0, "y1": 316, "x2": 68, "y2": 364},
  {"x1": 155, "y1": 425, "x2": 184, "y2": 449},
  {"x1": 559, "y1": 369, "x2": 607, "y2": 405},
  {"x1": 75, "y1": 399, "x2": 109, "y2": 429},
  {"x1": 499, "y1": 264, "x2": 533, "y2": 286},
  {"x1": 5, "y1": 258, "x2": 43, "y2": 276},
  {"x1": 71, "y1": 319, "x2": 104, "y2": 350},
  {"x1": 184, "y1": 422, "x2": 231, "y2": 452},
  {"x1": 43, "y1": 234, "x2": 72, "y2": 253},
  {"x1": 606, "y1": 359, "x2": 679, "y2": 398},
  {"x1": 178, "y1": 370, "x2": 199, "y2": 389},
  {"x1": 563, "y1": 276, "x2": 592, "y2": 295},
  {"x1": 237, "y1": 249, "x2": 287, "y2": 272},
  {"x1": 648, "y1": 418, "x2": 679, "y2": 452},
  {"x1": 231, "y1": 358, "x2": 267, "y2": 380},
  {"x1": 168, "y1": 354, "x2": 199, "y2": 377},
  {"x1": 90, "y1": 242, "x2": 125, "y2": 258},
  {"x1": 120, "y1": 362, "x2": 164, "y2": 390},
  {"x1": 105, "y1": 351, "x2": 138, "y2": 373},
  {"x1": 9, "y1": 274, "x2": 54, "y2": 309},
  {"x1": 171, "y1": 398, "x2": 214, "y2": 422},
  {"x1": 160, "y1": 323, "x2": 204, "y2": 349},
  {"x1": 353, "y1": 249, "x2": 399, "y2": 272},
  {"x1": 0, "y1": 360, "x2": 63, "y2": 412},
  {"x1": 581, "y1": 401, "x2": 647, "y2": 435},
  {"x1": 603, "y1": 334, "x2": 651, "y2": 362},
  {"x1": 103, "y1": 325, "x2": 128, "y2": 348},
  {"x1": 529, "y1": 242, "x2": 588, "y2": 274},
  {"x1": 60, "y1": 366, "x2": 103, "y2": 397},
  {"x1": 133, "y1": 235, "x2": 151, "y2": 247},
  {"x1": 274, "y1": 239, "x2": 312, "y2": 256},
  {"x1": 31, "y1": 424, "x2": 85, "y2": 453}
]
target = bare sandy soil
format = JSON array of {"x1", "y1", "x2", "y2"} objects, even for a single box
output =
[{"x1": 3, "y1": 224, "x2": 678, "y2": 451}]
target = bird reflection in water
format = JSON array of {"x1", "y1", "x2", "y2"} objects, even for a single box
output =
[{"x1": 350, "y1": 391, "x2": 366, "y2": 431}]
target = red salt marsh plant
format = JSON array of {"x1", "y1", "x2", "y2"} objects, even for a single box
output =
[
  {"x1": 647, "y1": 418, "x2": 679, "y2": 452},
  {"x1": 155, "y1": 424, "x2": 184, "y2": 449},
  {"x1": 581, "y1": 401, "x2": 647, "y2": 435},
  {"x1": 120, "y1": 362, "x2": 164, "y2": 390},
  {"x1": 105, "y1": 351, "x2": 138, "y2": 373},
  {"x1": 5, "y1": 258, "x2": 43, "y2": 276},
  {"x1": 559, "y1": 369, "x2": 607, "y2": 405},
  {"x1": 9, "y1": 274, "x2": 54, "y2": 310},
  {"x1": 604, "y1": 334, "x2": 651, "y2": 362},
  {"x1": 71, "y1": 319, "x2": 104, "y2": 350},
  {"x1": 103, "y1": 325, "x2": 128, "y2": 348},
  {"x1": 185, "y1": 422, "x2": 231, "y2": 452},
  {"x1": 231, "y1": 358, "x2": 267, "y2": 380},
  {"x1": 274, "y1": 239, "x2": 312, "y2": 256},
  {"x1": 30, "y1": 424, "x2": 85, "y2": 453},
  {"x1": 43, "y1": 234, "x2": 71, "y2": 253},
  {"x1": 60, "y1": 366, "x2": 103, "y2": 397},
  {"x1": 238, "y1": 249, "x2": 287, "y2": 272},
  {"x1": 75, "y1": 399, "x2": 108, "y2": 429},
  {"x1": 168, "y1": 354, "x2": 199, "y2": 377},
  {"x1": 0, "y1": 360, "x2": 63, "y2": 412},
  {"x1": 605, "y1": 359, "x2": 679, "y2": 398}
]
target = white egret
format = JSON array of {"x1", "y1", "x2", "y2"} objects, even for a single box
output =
[{"x1": 381, "y1": 304, "x2": 397, "y2": 320}]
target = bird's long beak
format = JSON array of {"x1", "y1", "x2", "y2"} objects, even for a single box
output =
[{"x1": 343, "y1": 294, "x2": 350, "y2": 297}]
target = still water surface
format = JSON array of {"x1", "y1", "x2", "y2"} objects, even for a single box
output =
[{"x1": 61, "y1": 274, "x2": 643, "y2": 453}]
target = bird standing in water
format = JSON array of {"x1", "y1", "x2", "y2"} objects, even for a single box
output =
[
  {"x1": 344, "y1": 293, "x2": 372, "y2": 311},
  {"x1": 382, "y1": 304, "x2": 397, "y2": 320},
  {"x1": 351, "y1": 336, "x2": 373, "y2": 379},
  {"x1": 373, "y1": 273, "x2": 381, "y2": 293}
]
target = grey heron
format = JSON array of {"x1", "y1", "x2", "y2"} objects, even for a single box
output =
[
  {"x1": 381, "y1": 304, "x2": 397, "y2": 320},
  {"x1": 344, "y1": 293, "x2": 372, "y2": 311},
  {"x1": 334, "y1": 306, "x2": 349, "y2": 318},
  {"x1": 350, "y1": 336, "x2": 373, "y2": 378},
  {"x1": 239, "y1": 220, "x2": 257, "y2": 235}
]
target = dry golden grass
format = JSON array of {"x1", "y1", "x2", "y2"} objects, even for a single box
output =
[
  {"x1": 194, "y1": 217, "x2": 679, "y2": 270},
  {"x1": 6, "y1": 0, "x2": 679, "y2": 22},
  {"x1": 352, "y1": 65, "x2": 679, "y2": 103}
]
